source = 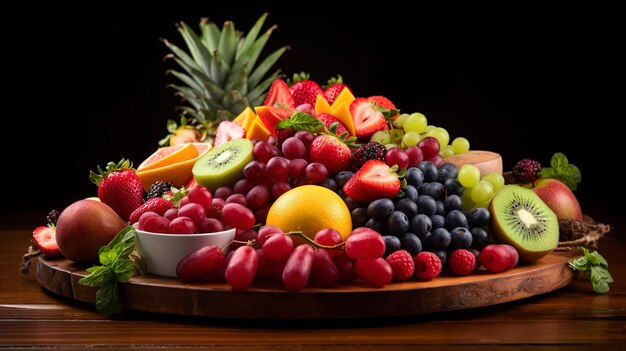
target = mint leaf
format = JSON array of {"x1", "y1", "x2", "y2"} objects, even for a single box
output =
[
  {"x1": 551, "y1": 152, "x2": 569, "y2": 171},
  {"x1": 99, "y1": 250, "x2": 118, "y2": 267},
  {"x1": 276, "y1": 112, "x2": 324, "y2": 133},
  {"x1": 112, "y1": 260, "x2": 135, "y2": 283},
  {"x1": 568, "y1": 256, "x2": 588, "y2": 271},
  {"x1": 79, "y1": 266, "x2": 112, "y2": 287},
  {"x1": 540, "y1": 167, "x2": 558, "y2": 179},
  {"x1": 540, "y1": 152, "x2": 582, "y2": 191},
  {"x1": 96, "y1": 280, "x2": 124, "y2": 317},
  {"x1": 590, "y1": 266, "x2": 612, "y2": 294},
  {"x1": 569, "y1": 247, "x2": 613, "y2": 294}
]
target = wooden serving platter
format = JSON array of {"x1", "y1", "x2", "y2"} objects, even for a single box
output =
[{"x1": 35, "y1": 252, "x2": 579, "y2": 319}]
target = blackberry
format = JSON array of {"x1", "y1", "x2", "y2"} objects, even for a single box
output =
[
  {"x1": 512, "y1": 159, "x2": 541, "y2": 184},
  {"x1": 46, "y1": 209, "x2": 61, "y2": 225},
  {"x1": 146, "y1": 181, "x2": 174, "y2": 200},
  {"x1": 351, "y1": 142, "x2": 386, "y2": 169}
]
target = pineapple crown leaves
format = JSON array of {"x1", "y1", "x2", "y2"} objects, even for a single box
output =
[
  {"x1": 89, "y1": 159, "x2": 135, "y2": 186},
  {"x1": 322, "y1": 74, "x2": 344, "y2": 89},
  {"x1": 162, "y1": 13, "x2": 289, "y2": 124}
]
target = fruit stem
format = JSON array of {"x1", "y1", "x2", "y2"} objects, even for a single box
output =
[
  {"x1": 223, "y1": 239, "x2": 257, "y2": 251},
  {"x1": 286, "y1": 231, "x2": 345, "y2": 250}
]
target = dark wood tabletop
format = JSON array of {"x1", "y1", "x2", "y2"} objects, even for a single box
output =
[{"x1": 1, "y1": 228, "x2": 625, "y2": 350}]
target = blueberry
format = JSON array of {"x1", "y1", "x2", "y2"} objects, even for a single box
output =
[
  {"x1": 470, "y1": 227, "x2": 491, "y2": 249},
  {"x1": 421, "y1": 182, "x2": 445, "y2": 200},
  {"x1": 405, "y1": 167, "x2": 424, "y2": 188},
  {"x1": 319, "y1": 178, "x2": 337, "y2": 192},
  {"x1": 431, "y1": 214, "x2": 446, "y2": 229},
  {"x1": 444, "y1": 194, "x2": 463, "y2": 213},
  {"x1": 387, "y1": 211, "x2": 409, "y2": 236},
  {"x1": 409, "y1": 214, "x2": 432, "y2": 238},
  {"x1": 430, "y1": 228, "x2": 451, "y2": 249},
  {"x1": 395, "y1": 198, "x2": 418, "y2": 219},
  {"x1": 444, "y1": 178, "x2": 463, "y2": 197},
  {"x1": 343, "y1": 196, "x2": 362, "y2": 211},
  {"x1": 437, "y1": 163, "x2": 458, "y2": 183},
  {"x1": 400, "y1": 233, "x2": 422, "y2": 256},
  {"x1": 416, "y1": 195, "x2": 437, "y2": 217},
  {"x1": 335, "y1": 171, "x2": 354, "y2": 188},
  {"x1": 367, "y1": 198, "x2": 395, "y2": 219},
  {"x1": 351, "y1": 207, "x2": 369, "y2": 228},
  {"x1": 450, "y1": 227, "x2": 473, "y2": 249},
  {"x1": 366, "y1": 218, "x2": 387, "y2": 234},
  {"x1": 404, "y1": 185, "x2": 418, "y2": 202},
  {"x1": 446, "y1": 210, "x2": 468, "y2": 229},
  {"x1": 469, "y1": 207, "x2": 491, "y2": 228},
  {"x1": 383, "y1": 235, "x2": 401, "y2": 257},
  {"x1": 436, "y1": 200, "x2": 446, "y2": 216},
  {"x1": 431, "y1": 249, "x2": 448, "y2": 266},
  {"x1": 418, "y1": 161, "x2": 438, "y2": 182}
]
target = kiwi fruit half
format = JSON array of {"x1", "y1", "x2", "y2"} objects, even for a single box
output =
[
  {"x1": 192, "y1": 138, "x2": 253, "y2": 191},
  {"x1": 489, "y1": 185, "x2": 558, "y2": 262}
]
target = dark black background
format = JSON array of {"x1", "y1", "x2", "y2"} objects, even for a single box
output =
[{"x1": 4, "y1": 2, "x2": 618, "y2": 227}]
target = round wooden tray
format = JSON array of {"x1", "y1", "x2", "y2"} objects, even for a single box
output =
[{"x1": 35, "y1": 252, "x2": 578, "y2": 319}]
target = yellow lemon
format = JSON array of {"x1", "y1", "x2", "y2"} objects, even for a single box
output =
[{"x1": 266, "y1": 185, "x2": 352, "y2": 243}]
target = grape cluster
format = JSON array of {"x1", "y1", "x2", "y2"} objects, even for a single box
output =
[
  {"x1": 346, "y1": 160, "x2": 493, "y2": 269},
  {"x1": 457, "y1": 164, "x2": 505, "y2": 210}
]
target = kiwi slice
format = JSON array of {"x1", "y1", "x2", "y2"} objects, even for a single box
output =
[
  {"x1": 192, "y1": 138, "x2": 253, "y2": 191},
  {"x1": 489, "y1": 185, "x2": 558, "y2": 262}
]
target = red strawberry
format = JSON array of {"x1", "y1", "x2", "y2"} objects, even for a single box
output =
[
  {"x1": 214, "y1": 121, "x2": 246, "y2": 147},
  {"x1": 342, "y1": 159, "x2": 400, "y2": 202},
  {"x1": 290, "y1": 80, "x2": 326, "y2": 106},
  {"x1": 309, "y1": 134, "x2": 353, "y2": 176},
  {"x1": 323, "y1": 76, "x2": 351, "y2": 105},
  {"x1": 349, "y1": 98, "x2": 388, "y2": 140},
  {"x1": 32, "y1": 226, "x2": 61, "y2": 258},
  {"x1": 368, "y1": 95, "x2": 399, "y2": 119},
  {"x1": 256, "y1": 107, "x2": 294, "y2": 136},
  {"x1": 263, "y1": 79, "x2": 296, "y2": 108},
  {"x1": 129, "y1": 197, "x2": 174, "y2": 223},
  {"x1": 316, "y1": 113, "x2": 349, "y2": 137},
  {"x1": 90, "y1": 159, "x2": 143, "y2": 221}
]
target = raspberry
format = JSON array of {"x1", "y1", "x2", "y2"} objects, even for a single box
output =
[
  {"x1": 448, "y1": 249, "x2": 476, "y2": 276},
  {"x1": 385, "y1": 250, "x2": 415, "y2": 281},
  {"x1": 512, "y1": 159, "x2": 541, "y2": 184},
  {"x1": 413, "y1": 251, "x2": 442, "y2": 281}
]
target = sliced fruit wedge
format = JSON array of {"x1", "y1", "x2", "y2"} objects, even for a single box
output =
[
  {"x1": 263, "y1": 79, "x2": 296, "y2": 108},
  {"x1": 138, "y1": 143, "x2": 199, "y2": 172},
  {"x1": 256, "y1": 106, "x2": 293, "y2": 136},
  {"x1": 331, "y1": 87, "x2": 356, "y2": 110},
  {"x1": 214, "y1": 121, "x2": 246, "y2": 147},
  {"x1": 137, "y1": 143, "x2": 211, "y2": 191},
  {"x1": 233, "y1": 107, "x2": 256, "y2": 130}
]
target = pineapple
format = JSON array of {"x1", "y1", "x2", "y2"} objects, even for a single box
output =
[{"x1": 160, "y1": 13, "x2": 288, "y2": 146}]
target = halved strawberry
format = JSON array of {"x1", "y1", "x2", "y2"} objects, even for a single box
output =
[
  {"x1": 214, "y1": 121, "x2": 246, "y2": 147},
  {"x1": 256, "y1": 107, "x2": 294, "y2": 136},
  {"x1": 309, "y1": 134, "x2": 353, "y2": 176},
  {"x1": 263, "y1": 79, "x2": 296, "y2": 108},
  {"x1": 368, "y1": 95, "x2": 399, "y2": 119},
  {"x1": 129, "y1": 197, "x2": 174, "y2": 224},
  {"x1": 316, "y1": 113, "x2": 350, "y2": 137},
  {"x1": 349, "y1": 98, "x2": 388, "y2": 140},
  {"x1": 343, "y1": 160, "x2": 400, "y2": 202},
  {"x1": 32, "y1": 226, "x2": 61, "y2": 258}
]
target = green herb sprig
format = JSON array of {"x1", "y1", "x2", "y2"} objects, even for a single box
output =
[
  {"x1": 540, "y1": 152, "x2": 581, "y2": 191},
  {"x1": 569, "y1": 246, "x2": 613, "y2": 294}
]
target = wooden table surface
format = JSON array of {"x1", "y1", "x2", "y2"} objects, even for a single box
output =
[{"x1": 1, "y1": 228, "x2": 625, "y2": 350}]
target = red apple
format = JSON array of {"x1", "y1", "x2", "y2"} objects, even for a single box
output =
[
  {"x1": 531, "y1": 178, "x2": 583, "y2": 221},
  {"x1": 56, "y1": 199, "x2": 127, "y2": 263}
]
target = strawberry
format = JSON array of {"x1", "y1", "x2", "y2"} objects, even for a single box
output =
[
  {"x1": 90, "y1": 159, "x2": 143, "y2": 221},
  {"x1": 32, "y1": 225, "x2": 61, "y2": 258},
  {"x1": 349, "y1": 98, "x2": 389, "y2": 140},
  {"x1": 368, "y1": 95, "x2": 399, "y2": 119},
  {"x1": 342, "y1": 160, "x2": 400, "y2": 202},
  {"x1": 214, "y1": 121, "x2": 246, "y2": 147},
  {"x1": 290, "y1": 81, "x2": 326, "y2": 106},
  {"x1": 309, "y1": 134, "x2": 353, "y2": 176},
  {"x1": 129, "y1": 197, "x2": 174, "y2": 223},
  {"x1": 256, "y1": 107, "x2": 294, "y2": 136},
  {"x1": 263, "y1": 79, "x2": 296, "y2": 108},
  {"x1": 316, "y1": 113, "x2": 349, "y2": 137},
  {"x1": 323, "y1": 75, "x2": 351, "y2": 105}
]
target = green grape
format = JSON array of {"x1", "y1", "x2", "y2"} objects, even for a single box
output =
[
  {"x1": 470, "y1": 180, "x2": 494, "y2": 203},
  {"x1": 482, "y1": 173, "x2": 505, "y2": 192},
  {"x1": 389, "y1": 128, "x2": 404, "y2": 144},
  {"x1": 452, "y1": 137, "x2": 470, "y2": 154},
  {"x1": 385, "y1": 143, "x2": 398, "y2": 149},
  {"x1": 441, "y1": 145, "x2": 455, "y2": 158},
  {"x1": 424, "y1": 125, "x2": 437, "y2": 134},
  {"x1": 430, "y1": 127, "x2": 450, "y2": 147},
  {"x1": 393, "y1": 113, "x2": 410, "y2": 128},
  {"x1": 458, "y1": 164, "x2": 481, "y2": 188},
  {"x1": 402, "y1": 131, "x2": 422, "y2": 147},
  {"x1": 403, "y1": 113, "x2": 427, "y2": 133},
  {"x1": 371, "y1": 130, "x2": 391, "y2": 145},
  {"x1": 461, "y1": 188, "x2": 475, "y2": 210}
]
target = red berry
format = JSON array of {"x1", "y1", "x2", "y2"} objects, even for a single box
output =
[
  {"x1": 449, "y1": 249, "x2": 476, "y2": 276},
  {"x1": 32, "y1": 226, "x2": 61, "y2": 258},
  {"x1": 512, "y1": 159, "x2": 542, "y2": 184},
  {"x1": 385, "y1": 250, "x2": 415, "y2": 281},
  {"x1": 413, "y1": 251, "x2": 442, "y2": 280}
]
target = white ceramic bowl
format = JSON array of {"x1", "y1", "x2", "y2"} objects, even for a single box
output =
[{"x1": 134, "y1": 225, "x2": 236, "y2": 277}]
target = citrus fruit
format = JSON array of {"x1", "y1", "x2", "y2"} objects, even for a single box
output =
[
  {"x1": 266, "y1": 185, "x2": 352, "y2": 244},
  {"x1": 136, "y1": 143, "x2": 211, "y2": 191}
]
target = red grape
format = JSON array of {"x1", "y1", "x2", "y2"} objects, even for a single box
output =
[
  {"x1": 138, "y1": 211, "x2": 159, "y2": 229},
  {"x1": 163, "y1": 208, "x2": 178, "y2": 221},
  {"x1": 169, "y1": 217, "x2": 196, "y2": 234},
  {"x1": 333, "y1": 253, "x2": 356, "y2": 283},
  {"x1": 176, "y1": 245, "x2": 225, "y2": 281},
  {"x1": 178, "y1": 196, "x2": 191, "y2": 208},
  {"x1": 253, "y1": 141, "x2": 277, "y2": 163},
  {"x1": 177, "y1": 203, "x2": 206, "y2": 225},
  {"x1": 384, "y1": 147, "x2": 409, "y2": 169},
  {"x1": 198, "y1": 217, "x2": 224, "y2": 233},
  {"x1": 292, "y1": 176, "x2": 313, "y2": 187},
  {"x1": 281, "y1": 137, "x2": 307, "y2": 160},
  {"x1": 305, "y1": 162, "x2": 328, "y2": 184},
  {"x1": 355, "y1": 258, "x2": 393, "y2": 287},
  {"x1": 214, "y1": 186, "x2": 234, "y2": 200},
  {"x1": 243, "y1": 160, "x2": 266, "y2": 180},
  {"x1": 266, "y1": 157, "x2": 290, "y2": 182},
  {"x1": 311, "y1": 249, "x2": 339, "y2": 287},
  {"x1": 500, "y1": 244, "x2": 519, "y2": 270},
  {"x1": 479, "y1": 244, "x2": 511, "y2": 273},
  {"x1": 429, "y1": 154, "x2": 444, "y2": 168},
  {"x1": 271, "y1": 182, "x2": 291, "y2": 199},
  {"x1": 246, "y1": 185, "x2": 270, "y2": 210},
  {"x1": 282, "y1": 244, "x2": 315, "y2": 291},
  {"x1": 254, "y1": 204, "x2": 271, "y2": 224},
  {"x1": 313, "y1": 228, "x2": 343, "y2": 256},
  {"x1": 345, "y1": 230, "x2": 386, "y2": 260},
  {"x1": 141, "y1": 214, "x2": 170, "y2": 233},
  {"x1": 233, "y1": 178, "x2": 255, "y2": 195},
  {"x1": 225, "y1": 246, "x2": 258, "y2": 290},
  {"x1": 405, "y1": 146, "x2": 424, "y2": 168},
  {"x1": 222, "y1": 203, "x2": 255, "y2": 230},
  {"x1": 294, "y1": 130, "x2": 314, "y2": 149},
  {"x1": 257, "y1": 225, "x2": 284, "y2": 246},
  {"x1": 226, "y1": 193, "x2": 248, "y2": 207},
  {"x1": 262, "y1": 233, "x2": 294, "y2": 260},
  {"x1": 418, "y1": 137, "x2": 440, "y2": 160},
  {"x1": 187, "y1": 185, "x2": 213, "y2": 210},
  {"x1": 206, "y1": 198, "x2": 225, "y2": 219},
  {"x1": 288, "y1": 158, "x2": 308, "y2": 179},
  {"x1": 232, "y1": 229, "x2": 258, "y2": 250}
]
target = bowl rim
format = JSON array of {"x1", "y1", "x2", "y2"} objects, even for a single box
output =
[{"x1": 133, "y1": 223, "x2": 236, "y2": 238}]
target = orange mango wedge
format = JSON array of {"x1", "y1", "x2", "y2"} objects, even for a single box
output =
[{"x1": 136, "y1": 143, "x2": 211, "y2": 191}]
